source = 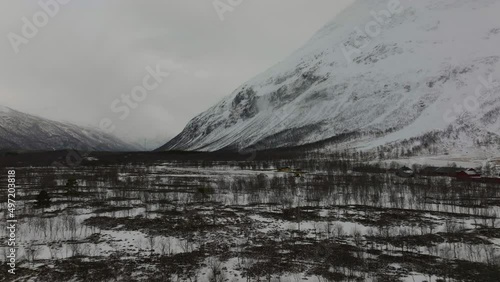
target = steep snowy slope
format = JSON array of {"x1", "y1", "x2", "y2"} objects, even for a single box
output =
[
  {"x1": 159, "y1": 0, "x2": 500, "y2": 153},
  {"x1": 0, "y1": 106, "x2": 137, "y2": 151}
]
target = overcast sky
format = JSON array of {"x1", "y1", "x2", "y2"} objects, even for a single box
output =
[{"x1": 0, "y1": 0, "x2": 353, "y2": 149}]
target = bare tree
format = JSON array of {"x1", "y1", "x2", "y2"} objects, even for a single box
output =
[{"x1": 207, "y1": 258, "x2": 225, "y2": 282}]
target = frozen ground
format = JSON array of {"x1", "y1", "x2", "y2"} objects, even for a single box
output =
[{"x1": 1, "y1": 162, "x2": 500, "y2": 281}]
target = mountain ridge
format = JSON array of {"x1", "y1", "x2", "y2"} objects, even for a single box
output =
[
  {"x1": 159, "y1": 0, "x2": 500, "y2": 155},
  {"x1": 0, "y1": 105, "x2": 138, "y2": 151}
]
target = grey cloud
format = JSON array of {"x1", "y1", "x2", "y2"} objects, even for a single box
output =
[{"x1": 0, "y1": 0, "x2": 353, "y2": 149}]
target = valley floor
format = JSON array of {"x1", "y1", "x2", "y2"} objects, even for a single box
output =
[{"x1": 1, "y1": 160, "x2": 500, "y2": 281}]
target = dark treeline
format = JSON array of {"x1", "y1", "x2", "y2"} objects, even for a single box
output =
[{"x1": 0, "y1": 147, "x2": 373, "y2": 169}]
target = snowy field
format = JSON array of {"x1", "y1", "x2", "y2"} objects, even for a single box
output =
[{"x1": 1, "y1": 162, "x2": 500, "y2": 281}]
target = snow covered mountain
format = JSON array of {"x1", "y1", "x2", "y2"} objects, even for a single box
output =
[
  {"x1": 0, "y1": 105, "x2": 137, "y2": 151},
  {"x1": 159, "y1": 0, "x2": 500, "y2": 155}
]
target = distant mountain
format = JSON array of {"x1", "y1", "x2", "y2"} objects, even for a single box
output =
[
  {"x1": 159, "y1": 0, "x2": 500, "y2": 156},
  {"x1": 0, "y1": 105, "x2": 137, "y2": 151}
]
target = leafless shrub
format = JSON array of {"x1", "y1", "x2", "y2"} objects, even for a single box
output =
[
  {"x1": 158, "y1": 237, "x2": 173, "y2": 256},
  {"x1": 332, "y1": 223, "x2": 345, "y2": 238},
  {"x1": 179, "y1": 238, "x2": 194, "y2": 253},
  {"x1": 207, "y1": 258, "x2": 225, "y2": 282},
  {"x1": 25, "y1": 242, "x2": 41, "y2": 264},
  {"x1": 69, "y1": 242, "x2": 82, "y2": 257}
]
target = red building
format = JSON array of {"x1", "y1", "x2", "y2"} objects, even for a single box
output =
[{"x1": 456, "y1": 168, "x2": 481, "y2": 179}]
